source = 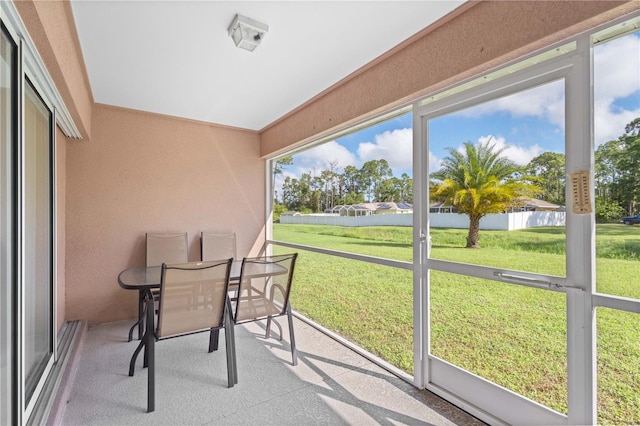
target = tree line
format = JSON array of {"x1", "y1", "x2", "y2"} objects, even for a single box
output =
[
  {"x1": 276, "y1": 158, "x2": 413, "y2": 213},
  {"x1": 594, "y1": 118, "x2": 640, "y2": 221},
  {"x1": 275, "y1": 118, "x2": 640, "y2": 225}
]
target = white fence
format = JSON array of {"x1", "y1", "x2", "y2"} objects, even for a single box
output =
[{"x1": 280, "y1": 211, "x2": 565, "y2": 230}]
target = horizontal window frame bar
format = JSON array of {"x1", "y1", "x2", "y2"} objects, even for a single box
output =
[
  {"x1": 592, "y1": 293, "x2": 640, "y2": 314},
  {"x1": 428, "y1": 258, "x2": 573, "y2": 294},
  {"x1": 267, "y1": 239, "x2": 412, "y2": 271}
]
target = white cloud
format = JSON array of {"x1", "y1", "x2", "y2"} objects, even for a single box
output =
[
  {"x1": 453, "y1": 33, "x2": 640, "y2": 146},
  {"x1": 274, "y1": 141, "x2": 356, "y2": 202},
  {"x1": 429, "y1": 151, "x2": 441, "y2": 172},
  {"x1": 357, "y1": 128, "x2": 412, "y2": 171},
  {"x1": 293, "y1": 140, "x2": 357, "y2": 173},
  {"x1": 594, "y1": 33, "x2": 640, "y2": 144},
  {"x1": 594, "y1": 101, "x2": 639, "y2": 144},
  {"x1": 477, "y1": 135, "x2": 543, "y2": 165},
  {"x1": 594, "y1": 34, "x2": 640, "y2": 101},
  {"x1": 457, "y1": 80, "x2": 565, "y2": 129}
]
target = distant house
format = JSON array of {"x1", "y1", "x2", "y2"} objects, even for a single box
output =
[
  {"x1": 284, "y1": 199, "x2": 564, "y2": 229},
  {"x1": 429, "y1": 201, "x2": 454, "y2": 213},
  {"x1": 509, "y1": 197, "x2": 563, "y2": 212},
  {"x1": 325, "y1": 204, "x2": 374, "y2": 216},
  {"x1": 325, "y1": 202, "x2": 413, "y2": 216},
  {"x1": 429, "y1": 197, "x2": 563, "y2": 214}
]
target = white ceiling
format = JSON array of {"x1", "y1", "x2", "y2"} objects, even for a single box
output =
[{"x1": 70, "y1": 1, "x2": 465, "y2": 131}]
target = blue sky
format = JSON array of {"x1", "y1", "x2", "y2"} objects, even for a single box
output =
[{"x1": 278, "y1": 31, "x2": 640, "y2": 192}]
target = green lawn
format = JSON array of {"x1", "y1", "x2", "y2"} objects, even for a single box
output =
[{"x1": 273, "y1": 223, "x2": 640, "y2": 425}]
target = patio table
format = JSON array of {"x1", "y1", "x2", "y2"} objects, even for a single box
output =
[
  {"x1": 120, "y1": 258, "x2": 289, "y2": 389},
  {"x1": 119, "y1": 261, "x2": 238, "y2": 341},
  {"x1": 118, "y1": 260, "x2": 287, "y2": 340}
]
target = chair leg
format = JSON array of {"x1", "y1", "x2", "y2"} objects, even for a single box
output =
[
  {"x1": 138, "y1": 289, "x2": 145, "y2": 340},
  {"x1": 287, "y1": 305, "x2": 298, "y2": 366},
  {"x1": 265, "y1": 317, "x2": 271, "y2": 338},
  {"x1": 208, "y1": 329, "x2": 220, "y2": 353},
  {"x1": 143, "y1": 340, "x2": 148, "y2": 368},
  {"x1": 128, "y1": 339, "x2": 145, "y2": 377},
  {"x1": 225, "y1": 297, "x2": 238, "y2": 385},
  {"x1": 128, "y1": 318, "x2": 141, "y2": 343},
  {"x1": 146, "y1": 295, "x2": 155, "y2": 413},
  {"x1": 142, "y1": 294, "x2": 155, "y2": 368},
  {"x1": 147, "y1": 327, "x2": 155, "y2": 413},
  {"x1": 223, "y1": 323, "x2": 236, "y2": 388},
  {"x1": 265, "y1": 317, "x2": 283, "y2": 341},
  {"x1": 128, "y1": 290, "x2": 145, "y2": 342}
]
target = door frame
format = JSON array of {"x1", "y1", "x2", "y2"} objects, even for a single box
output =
[{"x1": 413, "y1": 43, "x2": 593, "y2": 425}]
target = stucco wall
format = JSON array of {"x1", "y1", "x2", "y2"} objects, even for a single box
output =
[
  {"x1": 64, "y1": 105, "x2": 264, "y2": 324},
  {"x1": 13, "y1": 0, "x2": 93, "y2": 138},
  {"x1": 260, "y1": 1, "x2": 638, "y2": 157},
  {"x1": 14, "y1": 0, "x2": 94, "y2": 331}
]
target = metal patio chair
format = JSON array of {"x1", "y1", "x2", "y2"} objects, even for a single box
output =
[
  {"x1": 128, "y1": 259, "x2": 237, "y2": 413},
  {"x1": 200, "y1": 231, "x2": 237, "y2": 261},
  {"x1": 232, "y1": 253, "x2": 298, "y2": 366},
  {"x1": 128, "y1": 232, "x2": 189, "y2": 341}
]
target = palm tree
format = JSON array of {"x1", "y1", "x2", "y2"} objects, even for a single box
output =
[{"x1": 431, "y1": 140, "x2": 539, "y2": 248}]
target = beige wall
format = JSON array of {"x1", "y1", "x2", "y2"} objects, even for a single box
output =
[
  {"x1": 14, "y1": 0, "x2": 91, "y2": 328},
  {"x1": 14, "y1": 1, "x2": 93, "y2": 138},
  {"x1": 260, "y1": 1, "x2": 638, "y2": 157},
  {"x1": 16, "y1": 0, "x2": 265, "y2": 326},
  {"x1": 64, "y1": 105, "x2": 263, "y2": 323}
]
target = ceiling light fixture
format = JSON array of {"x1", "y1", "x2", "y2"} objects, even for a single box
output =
[{"x1": 228, "y1": 14, "x2": 268, "y2": 52}]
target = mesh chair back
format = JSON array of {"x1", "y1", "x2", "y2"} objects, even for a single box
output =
[
  {"x1": 234, "y1": 253, "x2": 297, "y2": 324},
  {"x1": 146, "y1": 232, "x2": 188, "y2": 266},
  {"x1": 201, "y1": 232, "x2": 237, "y2": 261},
  {"x1": 157, "y1": 259, "x2": 232, "y2": 339}
]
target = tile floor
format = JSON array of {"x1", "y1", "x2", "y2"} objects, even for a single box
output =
[{"x1": 59, "y1": 317, "x2": 485, "y2": 425}]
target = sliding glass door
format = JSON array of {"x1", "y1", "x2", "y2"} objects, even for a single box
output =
[
  {"x1": 0, "y1": 18, "x2": 56, "y2": 424},
  {"x1": 23, "y1": 80, "x2": 54, "y2": 417}
]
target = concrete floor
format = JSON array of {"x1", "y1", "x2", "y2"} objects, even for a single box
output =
[{"x1": 59, "y1": 317, "x2": 485, "y2": 425}]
